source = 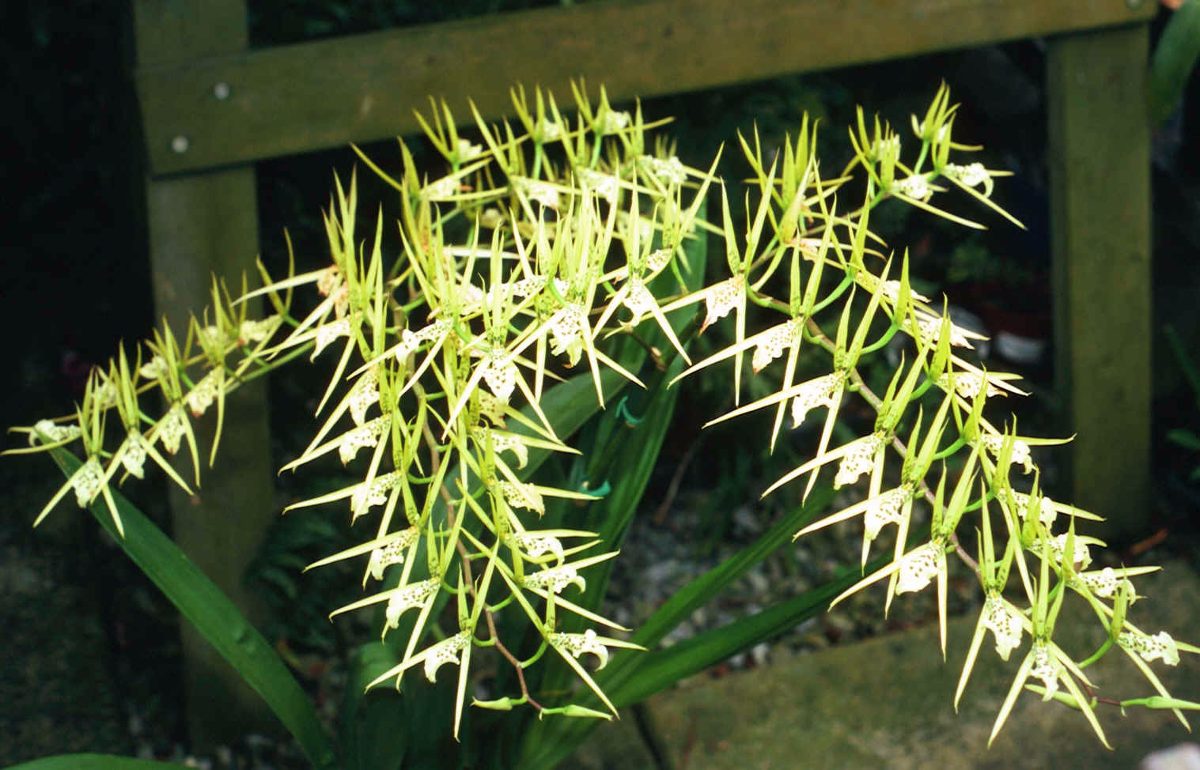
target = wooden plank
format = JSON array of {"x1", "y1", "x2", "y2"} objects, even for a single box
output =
[
  {"x1": 133, "y1": 0, "x2": 279, "y2": 749},
  {"x1": 1047, "y1": 25, "x2": 1152, "y2": 542},
  {"x1": 138, "y1": 0, "x2": 1156, "y2": 175}
]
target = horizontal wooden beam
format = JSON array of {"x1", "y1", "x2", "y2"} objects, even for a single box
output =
[{"x1": 138, "y1": 0, "x2": 1154, "y2": 175}]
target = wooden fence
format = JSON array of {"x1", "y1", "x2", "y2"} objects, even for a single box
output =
[{"x1": 130, "y1": 0, "x2": 1157, "y2": 747}]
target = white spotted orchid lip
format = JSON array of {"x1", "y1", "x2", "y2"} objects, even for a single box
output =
[
  {"x1": 858, "y1": 274, "x2": 930, "y2": 305},
  {"x1": 548, "y1": 304, "x2": 589, "y2": 364},
  {"x1": 424, "y1": 631, "x2": 471, "y2": 683},
  {"x1": 752, "y1": 319, "x2": 801, "y2": 372},
  {"x1": 512, "y1": 177, "x2": 561, "y2": 209},
  {"x1": 316, "y1": 267, "x2": 342, "y2": 298},
  {"x1": 197, "y1": 324, "x2": 229, "y2": 351},
  {"x1": 139, "y1": 355, "x2": 169, "y2": 381},
  {"x1": 366, "y1": 529, "x2": 420, "y2": 582},
  {"x1": 979, "y1": 433, "x2": 1034, "y2": 474},
  {"x1": 498, "y1": 480, "x2": 544, "y2": 515},
  {"x1": 536, "y1": 117, "x2": 562, "y2": 142},
  {"x1": 348, "y1": 370, "x2": 379, "y2": 426},
  {"x1": 314, "y1": 318, "x2": 351, "y2": 357},
  {"x1": 879, "y1": 279, "x2": 929, "y2": 305},
  {"x1": 454, "y1": 138, "x2": 483, "y2": 162},
  {"x1": 506, "y1": 276, "x2": 568, "y2": 302},
  {"x1": 875, "y1": 134, "x2": 901, "y2": 157},
  {"x1": 702, "y1": 276, "x2": 743, "y2": 332},
  {"x1": 1029, "y1": 643, "x2": 1062, "y2": 699},
  {"x1": 351, "y1": 471, "x2": 401, "y2": 518},
  {"x1": 944, "y1": 162, "x2": 992, "y2": 194},
  {"x1": 393, "y1": 320, "x2": 449, "y2": 361},
  {"x1": 1118, "y1": 629, "x2": 1180, "y2": 666},
  {"x1": 549, "y1": 628, "x2": 611, "y2": 669},
  {"x1": 895, "y1": 542, "x2": 943, "y2": 595},
  {"x1": 911, "y1": 313, "x2": 975, "y2": 349},
  {"x1": 575, "y1": 168, "x2": 620, "y2": 202},
  {"x1": 475, "y1": 391, "x2": 507, "y2": 426},
  {"x1": 239, "y1": 315, "x2": 281, "y2": 344},
  {"x1": 513, "y1": 531, "x2": 564, "y2": 562},
  {"x1": 488, "y1": 430, "x2": 529, "y2": 468},
  {"x1": 421, "y1": 175, "x2": 461, "y2": 201},
  {"x1": 120, "y1": 433, "x2": 148, "y2": 479},
  {"x1": 480, "y1": 350, "x2": 519, "y2": 403},
  {"x1": 981, "y1": 595, "x2": 1023, "y2": 661},
  {"x1": 185, "y1": 371, "x2": 221, "y2": 417},
  {"x1": 893, "y1": 174, "x2": 932, "y2": 201},
  {"x1": 833, "y1": 434, "x2": 882, "y2": 489},
  {"x1": 1035, "y1": 533, "x2": 1092, "y2": 571},
  {"x1": 458, "y1": 274, "x2": 571, "y2": 314},
  {"x1": 1009, "y1": 491, "x2": 1057, "y2": 529},
  {"x1": 460, "y1": 284, "x2": 487, "y2": 308},
  {"x1": 524, "y1": 564, "x2": 585, "y2": 594},
  {"x1": 391, "y1": 326, "x2": 424, "y2": 362},
  {"x1": 646, "y1": 248, "x2": 672, "y2": 273},
  {"x1": 91, "y1": 379, "x2": 119, "y2": 410},
  {"x1": 1077, "y1": 567, "x2": 1120, "y2": 599},
  {"x1": 70, "y1": 456, "x2": 105, "y2": 508},
  {"x1": 30, "y1": 419, "x2": 82, "y2": 446},
  {"x1": 599, "y1": 110, "x2": 631, "y2": 134},
  {"x1": 790, "y1": 374, "x2": 843, "y2": 428},
  {"x1": 622, "y1": 279, "x2": 659, "y2": 318},
  {"x1": 157, "y1": 406, "x2": 187, "y2": 455},
  {"x1": 864, "y1": 487, "x2": 911, "y2": 541},
  {"x1": 937, "y1": 371, "x2": 999, "y2": 400},
  {"x1": 641, "y1": 155, "x2": 687, "y2": 186},
  {"x1": 338, "y1": 417, "x2": 388, "y2": 465},
  {"x1": 383, "y1": 579, "x2": 438, "y2": 630}
]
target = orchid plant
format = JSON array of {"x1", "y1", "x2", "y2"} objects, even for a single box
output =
[{"x1": 9, "y1": 83, "x2": 1199, "y2": 768}]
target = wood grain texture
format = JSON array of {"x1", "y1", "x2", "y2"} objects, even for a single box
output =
[
  {"x1": 1047, "y1": 25, "x2": 1152, "y2": 541},
  {"x1": 134, "y1": 0, "x2": 279, "y2": 749},
  {"x1": 137, "y1": 0, "x2": 1155, "y2": 175}
]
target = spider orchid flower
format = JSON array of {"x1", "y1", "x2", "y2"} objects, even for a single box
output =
[
  {"x1": 828, "y1": 540, "x2": 951, "y2": 648},
  {"x1": 990, "y1": 639, "x2": 1109, "y2": 749},
  {"x1": 547, "y1": 628, "x2": 644, "y2": 717},
  {"x1": 365, "y1": 628, "x2": 475, "y2": 739},
  {"x1": 956, "y1": 593, "x2": 1028, "y2": 710}
]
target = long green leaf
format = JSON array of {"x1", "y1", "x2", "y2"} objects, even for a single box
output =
[
  {"x1": 1151, "y1": 0, "x2": 1200, "y2": 126},
  {"x1": 1165, "y1": 324, "x2": 1200, "y2": 406},
  {"x1": 337, "y1": 640, "x2": 469, "y2": 770},
  {"x1": 338, "y1": 644, "x2": 407, "y2": 770},
  {"x1": 6, "y1": 755, "x2": 188, "y2": 770},
  {"x1": 47, "y1": 449, "x2": 336, "y2": 770}
]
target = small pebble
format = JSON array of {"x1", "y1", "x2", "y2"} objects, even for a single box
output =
[{"x1": 1141, "y1": 744, "x2": 1200, "y2": 770}]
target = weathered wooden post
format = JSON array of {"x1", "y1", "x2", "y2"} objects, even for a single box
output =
[
  {"x1": 1047, "y1": 21, "x2": 1154, "y2": 541},
  {"x1": 132, "y1": 0, "x2": 278, "y2": 748}
]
